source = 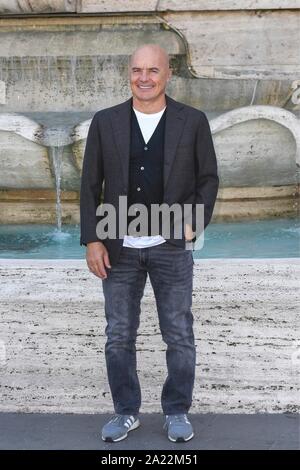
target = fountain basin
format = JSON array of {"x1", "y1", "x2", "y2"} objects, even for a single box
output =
[{"x1": 0, "y1": 218, "x2": 298, "y2": 259}]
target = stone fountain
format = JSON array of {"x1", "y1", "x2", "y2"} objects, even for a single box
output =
[{"x1": 0, "y1": 2, "x2": 299, "y2": 226}]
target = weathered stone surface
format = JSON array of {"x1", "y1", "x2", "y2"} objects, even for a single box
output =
[
  {"x1": 79, "y1": 0, "x2": 158, "y2": 13},
  {"x1": 214, "y1": 119, "x2": 297, "y2": 187},
  {"x1": 0, "y1": 0, "x2": 299, "y2": 14},
  {"x1": 0, "y1": 183, "x2": 298, "y2": 224},
  {"x1": 0, "y1": 80, "x2": 5, "y2": 104},
  {"x1": 0, "y1": 133, "x2": 81, "y2": 192},
  {"x1": 0, "y1": 258, "x2": 299, "y2": 413},
  {"x1": 158, "y1": 0, "x2": 300, "y2": 9},
  {"x1": 0, "y1": 16, "x2": 298, "y2": 112},
  {"x1": 0, "y1": 131, "x2": 54, "y2": 189},
  {"x1": 0, "y1": 0, "x2": 76, "y2": 14},
  {"x1": 0, "y1": 29, "x2": 182, "y2": 58},
  {"x1": 0, "y1": 201, "x2": 80, "y2": 224},
  {"x1": 214, "y1": 186, "x2": 298, "y2": 220},
  {"x1": 0, "y1": 25, "x2": 182, "y2": 112},
  {"x1": 163, "y1": 10, "x2": 300, "y2": 80},
  {"x1": 0, "y1": 16, "x2": 298, "y2": 111},
  {"x1": 2, "y1": 105, "x2": 298, "y2": 192}
]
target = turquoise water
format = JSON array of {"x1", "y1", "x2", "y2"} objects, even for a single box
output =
[{"x1": 0, "y1": 218, "x2": 299, "y2": 259}]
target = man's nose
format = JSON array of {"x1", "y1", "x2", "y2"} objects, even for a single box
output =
[{"x1": 140, "y1": 70, "x2": 149, "y2": 81}]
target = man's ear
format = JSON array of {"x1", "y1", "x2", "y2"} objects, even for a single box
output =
[{"x1": 167, "y1": 68, "x2": 172, "y2": 81}]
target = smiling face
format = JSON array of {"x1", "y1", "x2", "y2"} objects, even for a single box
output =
[{"x1": 129, "y1": 45, "x2": 172, "y2": 110}]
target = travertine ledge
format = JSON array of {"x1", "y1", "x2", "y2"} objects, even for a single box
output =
[{"x1": 0, "y1": 258, "x2": 299, "y2": 414}]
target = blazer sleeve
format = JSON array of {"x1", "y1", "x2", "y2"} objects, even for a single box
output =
[
  {"x1": 80, "y1": 113, "x2": 104, "y2": 246},
  {"x1": 191, "y1": 112, "x2": 219, "y2": 236}
]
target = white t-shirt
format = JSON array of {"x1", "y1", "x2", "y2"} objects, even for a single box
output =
[{"x1": 123, "y1": 106, "x2": 167, "y2": 249}]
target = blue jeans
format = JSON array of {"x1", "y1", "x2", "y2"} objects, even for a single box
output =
[{"x1": 102, "y1": 242, "x2": 196, "y2": 415}]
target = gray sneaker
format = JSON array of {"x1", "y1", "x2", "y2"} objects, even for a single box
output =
[
  {"x1": 163, "y1": 414, "x2": 194, "y2": 442},
  {"x1": 101, "y1": 414, "x2": 140, "y2": 442}
]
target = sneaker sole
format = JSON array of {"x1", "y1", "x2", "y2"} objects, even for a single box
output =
[
  {"x1": 168, "y1": 432, "x2": 194, "y2": 443},
  {"x1": 102, "y1": 419, "x2": 140, "y2": 443}
]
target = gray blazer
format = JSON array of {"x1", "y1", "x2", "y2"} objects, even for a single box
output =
[{"x1": 80, "y1": 94, "x2": 219, "y2": 266}]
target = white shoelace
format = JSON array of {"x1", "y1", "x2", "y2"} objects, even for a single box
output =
[{"x1": 167, "y1": 414, "x2": 190, "y2": 424}]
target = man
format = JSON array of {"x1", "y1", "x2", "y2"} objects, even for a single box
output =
[{"x1": 80, "y1": 44, "x2": 219, "y2": 443}]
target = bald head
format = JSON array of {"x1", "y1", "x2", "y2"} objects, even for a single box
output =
[{"x1": 129, "y1": 44, "x2": 170, "y2": 70}]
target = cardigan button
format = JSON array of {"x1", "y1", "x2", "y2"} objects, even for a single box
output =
[{"x1": 144, "y1": 146, "x2": 148, "y2": 151}]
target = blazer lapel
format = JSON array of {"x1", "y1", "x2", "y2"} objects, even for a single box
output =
[
  {"x1": 163, "y1": 94, "x2": 187, "y2": 191},
  {"x1": 110, "y1": 94, "x2": 187, "y2": 192},
  {"x1": 110, "y1": 97, "x2": 132, "y2": 191}
]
